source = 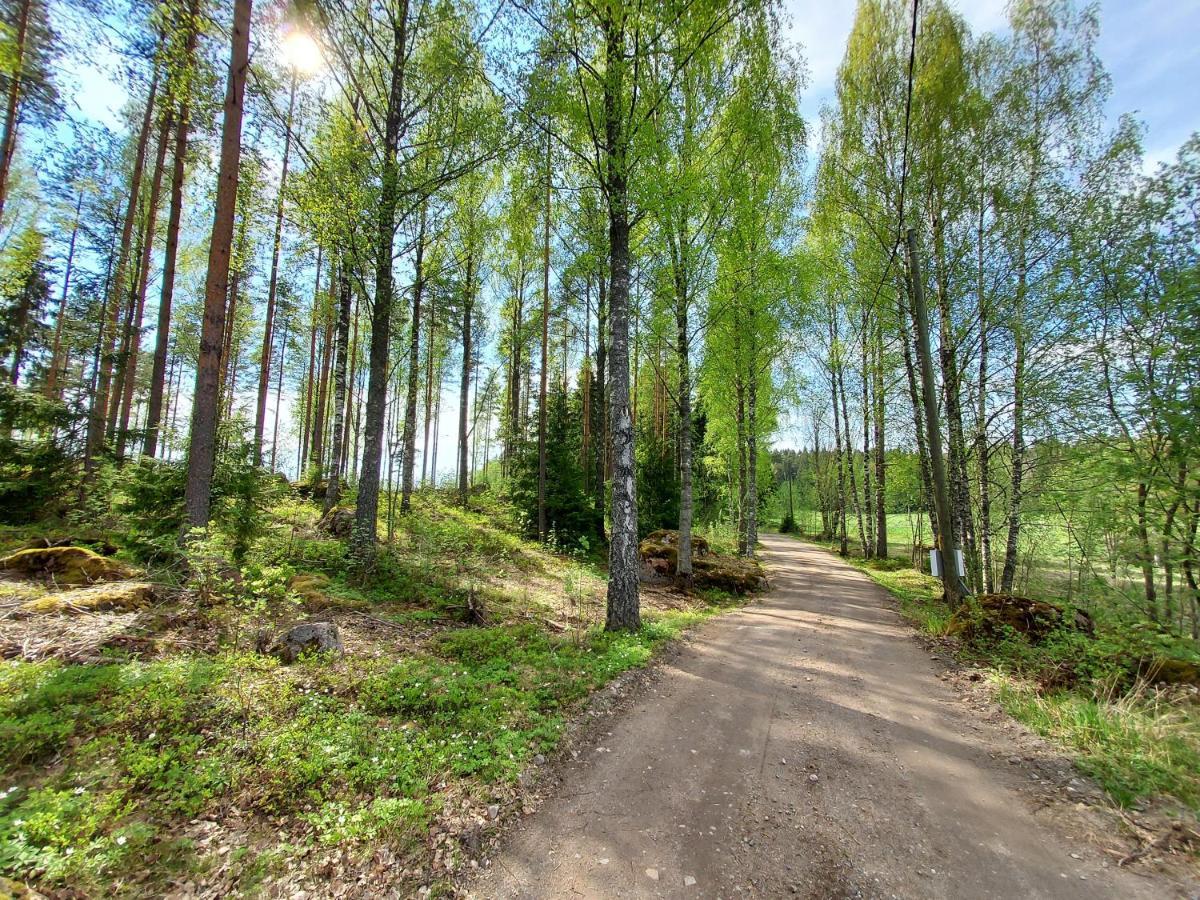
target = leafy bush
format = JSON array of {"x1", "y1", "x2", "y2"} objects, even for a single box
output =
[
  {"x1": 111, "y1": 422, "x2": 285, "y2": 564},
  {"x1": 0, "y1": 386, "x2": 84, "y2": 524},
  {"x1": 508, "y1": 389, "x2": 601, "y2": 548}
]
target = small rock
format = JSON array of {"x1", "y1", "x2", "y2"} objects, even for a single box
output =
[
  {"x1": 272, "y1": 622, "x2": 343, "y2": 664},
  {"x1": 487, "y1": 804, "x2": 500, "y2": 820},
  {"x1": 646, "y1": 868, "x2": 659, "y2": 881},
  {"x1": 533, "y1": 754, "x2": 547, "y2": 765},
  {"x1": 808, "y1": 774, "x2": 819, "y2": 783},
  {"x1": 1008, "y1": 756, "x2": 1021, "y2": 764},
  {"x1": 684, "y1": 875, "x2": 697, "y2": 887}
]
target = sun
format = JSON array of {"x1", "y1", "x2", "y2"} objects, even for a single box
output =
[{"x1": 280, "y1": 29, "x2": 323, "y2": 76}]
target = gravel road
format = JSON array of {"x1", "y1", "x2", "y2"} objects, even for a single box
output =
[{"x1": 473, "y1": 533, "x2": 1185, "y2": 899}]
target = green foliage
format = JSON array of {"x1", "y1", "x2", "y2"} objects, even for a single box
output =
[
  {"x1": 635, "y1": 430, "x2": 679, "y2": 537},
  {"x1": 0, "y1": 386, "x2": 83, "y2": 523},
  {"x1": 508, "y1": 389, "x2": 600, "y2": 548},
  {"x1": 107, "y1": 422, "x2": 285, "y2": 564}
]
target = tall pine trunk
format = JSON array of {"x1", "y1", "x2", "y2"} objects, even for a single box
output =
[
  {"x1": 673, "y1": 236, "x2": 693, "y2": 578},
  {"x1": 458, "y1": 249, "x2": 475, "y2": 506},
  {"x1": 88, "y1": 64, "x2": 160, "y2": 467},
  {"x1": 144, "y1": 72, "x2": 194, "y2": 458},
  {"x1": 116, "y1": 105, "x2": 174, "y2": 458},
  {"x1": 537, "y1": 125, "x2": 551, "y2": 539},
  {"x1": 182, "y1": 0, "x2": 251, "y2": 528},
  {"x1": 0, "y1": 0, "x2": 31, "y2": 222},
  {"x1": 400, "y1": 199, "x2": 426, "y2": 511},
  {"x1": 45, "y1": 192, "x2": 82, "y2": 399},
  {"x1": 254, "y1": 76, "x2": 296, "y2": 463},
  {"x1": 324, "y1": 262, "x2": 352, "y2": 513}
]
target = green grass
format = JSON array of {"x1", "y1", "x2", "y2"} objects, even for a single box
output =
[
  {"x1": 996, "y1": 680, "x2": 1200, "y2": 810},
  {"x1": 777, "y1": 531, "x2": 1200, "y2": 817}
]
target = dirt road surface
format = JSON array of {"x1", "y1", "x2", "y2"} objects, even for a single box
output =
[{"x1": 473, "y1": 534, "x2": 1187, "y2": 899}]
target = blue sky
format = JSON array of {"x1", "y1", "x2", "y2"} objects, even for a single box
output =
[{"x1": 786, "y1": 0, "x2": 1200, "y2": 170}]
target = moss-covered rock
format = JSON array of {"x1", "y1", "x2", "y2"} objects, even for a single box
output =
[
  {"x1": 0, "y1": 876, "x2": 49, "y2": 900},
  {"x1": 318, "y1": 505, "x2": 356, "y2": 538},
  {"x1": 0, "y1": 546, "x2": 137, "y2": 585},
  {"x1": 1137, "y1": 657, "x2": 1200, "y2": 687},
  {"x1": 947, "y1": 593, "x2": 1094, "y2": 642},
  {"x1": 691, "y1": 554, "x2": 767, "y2": 594},
  {"x1": 639, "y1": 529, "x2": 711, "y2": 574},
  {"x1": 639, "y1": 530, "x2": 764, "y2": 593},
  {"x1": 16, "y1": 581, "x2": 158, "y2": 616},
  {"x1": 289, "y1": 572, "x2": 333, "y2": 610}
]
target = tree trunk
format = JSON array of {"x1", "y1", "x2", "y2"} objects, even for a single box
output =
[
  {"x1": 324, "y1": 261, "x2": 352, "y2": 513},
  {"x1": 905, "y1": 227, "x2": 965, "y2": 604},
  {"x1": 352, "y1": 1, "x2": 408, "y2": 562},
  {"x1": 144, "y1": 56, "x2": 195, "y2": 459},
  {"x1": 1135, "y1": 481, "x2": 1158, "y2": 620},
  {"x1": 458, "y1": 248, "x2": 475, "y2": 506},
  {"x1": 310, "y1": 276, "x2": 333, "y2": 476},
  {"x1": 673, "y1": 241, "x2": 693, "y2": 578},
  {"x1": 116, "y1": 104, "x2": 174, "y2": 458},
  {"x1": 872, "y1": 319, "x2": 887, "y2": 558},
  {"x1": 932, "y1": 208, "x2": 976, "y2": 586},
  {"x1": 537, "y1": 124, "x2": 551, "y2": 540},
  {"x1": 0, "y1": 0, "x2": 31, "y2": 223},
  {"x1": 254, "y1": 75, "x2": 297, "y2": 463},
  {"x1": 897, "y1": 280, "x2": 937, "y2": 540},
  {"x1": 861, "y1": 310, "x2": 875, "y2": 558},
  {"x1": 182, "y1": 0, "x2": 251, "y2": 528},
  {"x1": 829, "y1": 312, "x2": 848, "y2": 557},
  {"x1": 603, "y1": 8, "x2": 639, "y2": 631},
  {"x1": 298, "y1": 249, "x2": 321, "y2": 472},
  {"x1": 45, "y1": 191, "x2": 82, "y2": 399},
  {"x1": 269, "y1": 317, "x2": 288, "y2": 471},
  {"x1": 400, "y1": 199, "x2": 426, "y2": 512},
  {"x1": 594, "y1": 268, "x2": 607, "y2": 524},
  {"x1": 746, "y1": 368, "x2": 759, "y2": 558},
  {"x1": 341, "y1": 289, "x2": 359, "y2": 479},
  {"x1": 89, "y1": 63, "x2": 160, "y2": 466},
  {"x1": 1000, "y1": 276, "x2": 1026, "y2": 594},
  {"x1": 838, "y1": 361, "x2": 867, "y2": 557},
  {"x1": 422, "y1": 288, "x2": 436, "y2": 486},
  {"x1": 108, "y1": 206, "x2": 145, "y2": 434},
  {"x1": 735, "y1": 371, "x2": 748, "y2": 555}
]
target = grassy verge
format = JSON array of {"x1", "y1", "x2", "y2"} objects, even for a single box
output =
[
  {"x1": 782, "y1": 533, "x2": 1200, "y2": 817},
  {"x1": 0, "y1": 494, "x2": 743, "y2": 896}
]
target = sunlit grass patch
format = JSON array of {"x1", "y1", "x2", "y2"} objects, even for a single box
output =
[{"x1": 996, "y1": 676, "x2": 1200, "y2": 812}]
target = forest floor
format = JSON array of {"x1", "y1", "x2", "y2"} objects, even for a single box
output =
[
  {"x1": 0, "y1": 494, "x2": 746, "y2": 899},
  {"x1": 471, "y1": 533, "x2": 1199, "y2": 899}
]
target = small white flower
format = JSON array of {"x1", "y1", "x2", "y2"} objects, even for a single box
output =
[
  {"x1": 74, "y1": 787, "x2": 85, "y2": 795},
  {"x1": 115, "y1": 835, "x2": 127, "y2": 846}
]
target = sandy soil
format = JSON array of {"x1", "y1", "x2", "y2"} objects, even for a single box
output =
[{"x1": 470, "y1": 533, "x2": 1196, "y2": 899}]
